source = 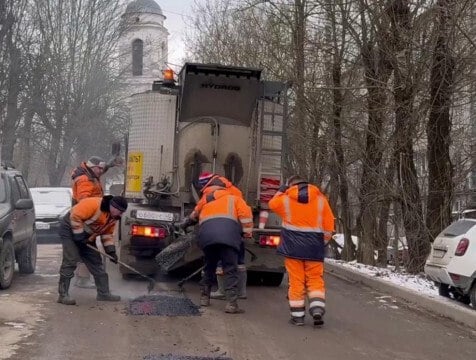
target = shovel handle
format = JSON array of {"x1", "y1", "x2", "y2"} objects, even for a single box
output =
[{"x1": 86, "y1": 244, "x2": 156, "y2": 285}]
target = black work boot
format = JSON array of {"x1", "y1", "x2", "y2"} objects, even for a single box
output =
[
  {"x1": 95, "y1": 274, "x2": 121, "y2": 302},
  {"x1": 289, "y1": 316, "x2": 305, "y2": 326},
  {"x1": 311, "y1": 307, "x2": 325, "y2": 326},
  {"x1": 57, "y1": 276, "x2": 76, "y2": 305},
  {"x1": 200, "y1": 285, "x2": 211, "y2": 307}
]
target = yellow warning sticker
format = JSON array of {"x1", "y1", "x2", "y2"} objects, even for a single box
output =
[{"x1": 126, "y1": 152, "x2": 143, "y2": 192}]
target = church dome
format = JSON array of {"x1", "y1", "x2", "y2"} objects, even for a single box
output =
[{"x1": 125, "y1": 0, "x2": 163, "y2": 16}]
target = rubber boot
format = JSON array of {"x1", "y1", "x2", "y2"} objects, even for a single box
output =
[
  {"x1": 200, "y1": 285, "x2": 211, "y2": 307},
  {"x1": 74, "y1": 263, "x2": 96, "y2": 289},
  {"x1": 57, "y1": 276, "x2": 76, "y2": 305},
  {"x1": 95, "y1": 274, "x2": 121, "y2": 301},
  {"x1": 237, "y1": 270, "x2": 247, "y2": 299},
  {"x1": 289, "y1": 316, "x2": 305, "y2": 326},
  {"x1": 310, "y1": 307, "x2": 325, "y2": 326},
  {"x1": 210, "y1": 274, "x2": 226, "y2": 300},
  {"x1": 75, "y1": 276, "x2": 96, "y2": 289},
  {"x1": 225, "y1": 300, "x2": 245, "y2": 314}
]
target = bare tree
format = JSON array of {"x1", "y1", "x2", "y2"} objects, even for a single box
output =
[
  {"x1": 426, "y1": 0, "x2": 456, "y2": 242},
  {"x1": 31, "y1": 0, "x2": 126, "y2": 185},
  {"x1": 0, "y1": 0, "x2": 28, "y2": 163}
]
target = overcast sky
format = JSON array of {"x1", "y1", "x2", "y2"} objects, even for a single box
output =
[{"x1": 157, "y1": 0, "x2": 196, "y2": 69}]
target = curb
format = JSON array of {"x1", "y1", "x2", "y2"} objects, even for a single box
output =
[{"x1": 325, "y1": 261, "x2": 476, "y2": 330}]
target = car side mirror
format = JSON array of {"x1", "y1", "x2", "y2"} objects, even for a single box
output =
[{"x1": 15, "y1": 198, "x2": 34, "y2": 210}]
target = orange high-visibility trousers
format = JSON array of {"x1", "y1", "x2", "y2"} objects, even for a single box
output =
[{"x1": 285, "y1": 257, "x2": 326, "y2": 318}]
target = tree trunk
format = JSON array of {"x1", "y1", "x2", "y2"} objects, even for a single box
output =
[
  {"x1": 1, "y1": 42, "x2": 21, "y2": 162},
  {"x1": 389, "y1": 0, "x2": 429, "y2": 273},
  {"x1": 426, "y1": 0, "x2": 455, "y2": 243},
  {"x1": 293, "y1": 0, "x2": 307, "y2": 176},
  {"x1": 19, "y1": 106, "x2": 35, "y2": 180},
  {"x1": 355, "y1": 1, "x2": 393, "y2": 265}
]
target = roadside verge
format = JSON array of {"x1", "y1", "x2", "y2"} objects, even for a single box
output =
[{"x1": 325, "y1": 261, "x2": 476, "y2": 330}]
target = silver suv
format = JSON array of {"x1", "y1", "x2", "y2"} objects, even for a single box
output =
[{"x1": 0, "y1": 165, "x2": 36, "y2": 289}]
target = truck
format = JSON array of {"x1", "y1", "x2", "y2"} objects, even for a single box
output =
[{"x1": 117, "y1": 63, "x2": 287, "y2": 286}]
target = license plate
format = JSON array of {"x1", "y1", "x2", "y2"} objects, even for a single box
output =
[
  {"x1": 135, "y1": 210, "x2": 174, "y2": 222},
  {"x1": 36, "y1": 222, "x2": 50, "y2": 230}
]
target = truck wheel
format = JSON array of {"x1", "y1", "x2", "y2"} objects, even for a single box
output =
[
  {"x1": 262, "y1": 272, "x2": 284, "y2": 287},
  {"x1": 455, "y1": 294, "x2": 471, "y2": 305},
  {"x1": 438, "y1": 283, "x2": 451, "y2": 298},
  {"x1": 0, "y1": 240, "x2": 15, "y2": 289},
  {"x1": 18, "y1": 233, "x2": 37, "y2": 274},
  {"x1": 470, "y1": 283, "x2": 476, "y2": 309}
]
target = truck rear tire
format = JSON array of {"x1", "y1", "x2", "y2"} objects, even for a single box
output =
[
  {"x1": 18, "y1": 233, "x2": 37, "y2": 274},
  {"x1": 438, "y1": 283, "x2": 451, "y2": 298},
  {"x1": 0, "y1": 240, "x2": 15, "y2": 289},
  {"x1": 470, "y1": 283, "x2": 476, "y2": 309},
  {"x1": 262, "y1": 272, "x2": 284, "y2": 287},
  {"x1": 248, "y1": 271, "x2": 284, "y2": 287}
]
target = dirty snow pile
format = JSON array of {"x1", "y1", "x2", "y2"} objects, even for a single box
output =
[{"x1": 326, "y1": 259, "x2": 439, "y2": 297}]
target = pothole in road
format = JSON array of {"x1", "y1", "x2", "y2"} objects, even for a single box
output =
[
  {"x1": 128, "y1": 294, "x2": 200, "y2": 316},
  {"x1": 143, "y1": 355, "x2": 232, "y2": 360}
]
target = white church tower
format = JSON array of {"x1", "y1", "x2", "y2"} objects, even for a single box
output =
[{"x1": 119, "y1": 0, "x2": 169, "y2": 96}]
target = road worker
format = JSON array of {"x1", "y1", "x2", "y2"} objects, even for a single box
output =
[
  {"x1": 57, "y1": 195, "x2": 127, "y2": 305},
  {"x1": 269, "y1": 175, "x2": 335, "y2": 326},
  {"x1": 187, "y1": 172, "x2": 248, "y2": 300},
  {"x1": 182, "y1": 173, "x2": 253, "y2": 313},
  {"x1": 71, "y1": 156, "x2": 121, "y2": 288}
]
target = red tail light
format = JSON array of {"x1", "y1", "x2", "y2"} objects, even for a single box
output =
[
  {"x1": 449, "y1": 273, "x2": 460, "y2": 281},
  {"x1": 259, "y1": 235, "x2": 280, "y2": 247},
  {"x1": 455, "y1": 238, "x2": 469, "y2": 256},
  {"x1": 131, "y1": 224, "x2": 167, "y2": 239}
]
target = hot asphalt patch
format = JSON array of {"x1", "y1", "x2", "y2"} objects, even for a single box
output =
[
  {"x1": 143, "y1": 355, "x2": 232, "y2": 360},
  {"x1": 128, "y1": 294, "x2": 200, "y2": 316}
]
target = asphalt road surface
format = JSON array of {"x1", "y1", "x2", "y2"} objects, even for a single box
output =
[{"x1": 1, "y1": 244, "x2": 476, "y2": 360}]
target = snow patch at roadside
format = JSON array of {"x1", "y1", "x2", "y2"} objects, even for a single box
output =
[{"x1": 326, "y1": 258, "x2": 439, "y2": 297}]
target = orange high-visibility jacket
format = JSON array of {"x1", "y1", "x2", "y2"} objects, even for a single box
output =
[
  {"x1": 71, "y1": 162, "x2": 103, "y2": 205},
  {"x1": 269, "y1": 182, "x2": 334, "y2": 261},
  {"x1": 69, "y1": 197, "x2": 116, "y2": 247},
  {"x1": 191, "y1": 175, "x2": 243, "y2": 219},
  {"x1": 197, "y1": 189, "x2": 253, "y2": 250}
]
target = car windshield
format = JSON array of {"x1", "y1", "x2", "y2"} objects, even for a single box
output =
[
  {"x1": 440, "y1": 220, "x2": 476, "y2": 237},
  {"x1": 0, "y1": 176, "x2": 6, "y2": 203},
  {"x1": 31, "y1": 189, "x2": 70, "y2": 206}
]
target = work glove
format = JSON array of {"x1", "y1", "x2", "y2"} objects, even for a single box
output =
[
  {"x1": 104, "y1": 245, "x2": 118, "y2": 264},
  {"x1": 177, "y1": 217, "x2": 198, "y2": 231},
  {"x1": 72, "y1": 231, "x2": 90, "y2": 246},
  {"x1": 278, "y1": 184, "x2": 289, "y2": 193}
]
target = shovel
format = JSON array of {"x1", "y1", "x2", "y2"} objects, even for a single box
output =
[
  {"x1": 177, "y1": 265, "x2": 205, "y2": 291},
  {"x1": 86, "y1": 244, "x2": 156, "y2": 293}
]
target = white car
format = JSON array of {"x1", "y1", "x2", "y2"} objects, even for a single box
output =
[
  {"x1": 424, "y1": 219, "x2": 476, "y2": 307},
  {"x1": 30, "y1": 187, "x2": 72, "y2": 244}
]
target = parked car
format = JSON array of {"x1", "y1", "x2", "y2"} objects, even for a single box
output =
[
  {"x1": 424, "y1": 219, "x2": 476, "y2": 307},
  {"x1": 0, "y1": 165, "x2": 36, "y2": 289},
  {"x1": 30, "y1": 187, "x2": 71, "y2": 244}
]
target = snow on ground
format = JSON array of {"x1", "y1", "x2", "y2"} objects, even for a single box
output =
[{"x1": 326, "y1": 258, "x2": 439, "y2": 297}]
